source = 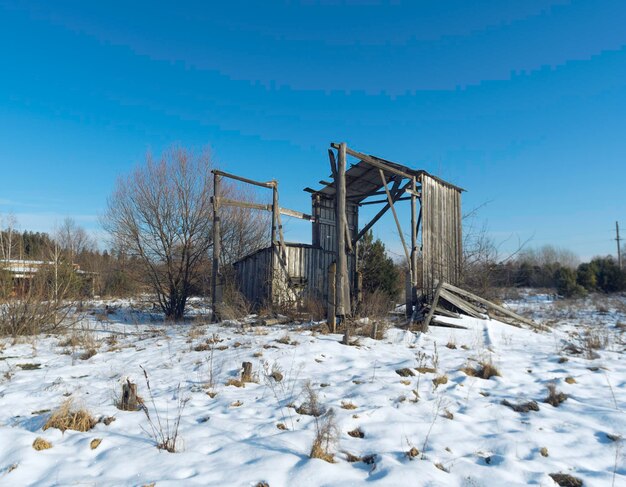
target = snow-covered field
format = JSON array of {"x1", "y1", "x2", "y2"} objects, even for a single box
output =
[{"x1": 0, "y1": 294, "x2": 624, "y2": 486}]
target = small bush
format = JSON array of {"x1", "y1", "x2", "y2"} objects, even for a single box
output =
[
  {"x1": 462, "y1": 361, "x2": 501, "y2": 379},
  {"x1": 43, "y1": 399, "x2": 96, "y2": 433},
  {"x1": 310, "y1": 409, "x2": 339, "y2": 463},
  {"x1": 545, "y1": 383, "x2": 568, "y2": 407},
  {"x1": 297, "y1": 381, "x2": 325, "y2": 417},
  {"x1": 32, "y1": 437, "x2": 52, "y2": 450}
]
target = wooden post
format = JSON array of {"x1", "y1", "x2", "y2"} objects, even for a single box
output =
[
  {"x1": 270, "y1": 184, "x2": 278, "y2": 305},
  {"x1": 211, "y1": 173, "x2": 222, "y2": 323},
  {"x1": 120, "y1": 379, "x2": 138, "y2": 411},
  {"x1": 410, "y1": 175, "x2": 418, "y2": 319},
  {"x1": 405, "y1": 269, "x2": 412, "y2": 319},
  {"x1": 241, "y1": 361, "x2": 253, "y2": 383},
  {"x1": 327, "y1": 262, "x2": 336, "y2": 333},
  {"x1": 335, "y1": 143, "x2": 350, "y2": 317}
]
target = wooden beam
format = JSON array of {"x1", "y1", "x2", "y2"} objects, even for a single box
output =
[
  {"x1": 353, "y1": 179, "x2": 404, "y2": 245},
  {"x1": 421, "y1": 279, "x2": 443, "y2": 332},
  {"x1": 379, "y1": 168, "x2": 411, "y2": 265},
  {"x1": 216, "y1": 198, "x2": 312, "y2": 220},
  {"x1": 212, "y1": 169, "x2": 275, "y2": 189},
  {"x1": 330, "y1": 143, "x2": 413, "y2": 180},
  {"x1": 439, "y1": 289, "x2": 485, "y2": 319},
  {"x1": 359, "y1": 196, "x2": 412, "y2": 206}
]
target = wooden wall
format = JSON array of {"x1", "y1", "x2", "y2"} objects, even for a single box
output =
[{"x1": 420, "y1": 174, "x2": 463, "y2": 299}]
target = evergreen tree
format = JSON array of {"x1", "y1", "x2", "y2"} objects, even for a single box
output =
[{"x1": 357, "y1": 230, "x2": 399, "y2": 299}]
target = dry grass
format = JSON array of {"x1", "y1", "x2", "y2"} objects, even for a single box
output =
[
  {"x1": 225, "y1": 378, "x2": 245, "y2": 388},
  {"x1": 540, "y1": 447, "x2": 549, "y2": 457},
  {"x1": 564, "y1": 376, "x2": 576, "y2": 384},
  {"x1": 43, "y1": 399, "x2": 96, "y2": 433},
  {"x1": 544, "y1": 383, "x2": 568, "y2": 407},
  {"x1": 310, "y1": 409, "x2": 339, "y2": 463},
  {"x1": 406, "y1": 446, "x2": 419, "y2": 460},
  {"x1": 432, "y1": 375, "x2": 448, "y2": 388},
  {"x1": 396, "y1": 368, "x2": 415, "y2": 377},
  {"x1": 32, "y1": 437, "x2": 52, "y2": 450},
  {"x1": 340, "y1": 401, "x2": 357, "y2": 410},
  {"x1": 347, "y1": 427, "x2": 364, "y2": 438},
  {"x1": 462, "y1": 361, "x2": 501, "y2": 380},
  {"x1": 296, "y1": 381, "x2": 325, "y2": 417},
  {"x1": 79, "y1": 348, "x2": 97, "y2": 360},
  {"x1": 549, "y1": 473, "x2": 583, "y2": 487},
  {"x1": 90, "y1": 438, "x2": 102, "y2": 450},
  {"x1": 501, "y1": 399, "x2": 539, "y2": 413}
]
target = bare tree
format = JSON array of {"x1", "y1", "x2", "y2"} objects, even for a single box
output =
[
  {"x1": 55, "y1": 217, "x2": 95, "y2": 262},
  {"x1": 0, "y1": 213, "x2": 18, "y2": 261},
  {"x1": 103, "y1": 147, "x2": 215, "y2": 320}
]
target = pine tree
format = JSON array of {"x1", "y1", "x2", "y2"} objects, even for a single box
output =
[{"x1": 357, "y1": 231, "x2": 399, "y2": 299}]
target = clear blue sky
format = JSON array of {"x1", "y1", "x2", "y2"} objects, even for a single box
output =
[{"x1": 1, "y1": 0, "x2": 625, "y2": 260}]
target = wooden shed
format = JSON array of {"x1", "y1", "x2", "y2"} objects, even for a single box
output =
[{"x1": 219, "y1": 142, "x2": 464, "y2": 321}]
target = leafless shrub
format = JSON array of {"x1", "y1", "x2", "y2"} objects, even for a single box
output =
[
  {"x1": 297, "y1": 381, "x2": 325, "y2": 417},
  {"x1": 310, "y1": 408, "x2": 339, "y2": 463},
  {"x1": 140, "y1": 367, "x2": 189, "y2": 452},
  {"x1": 219, "y1": 281, "x2": 252, "y2": 321},
  {"x1": 356, "y1": 289, "x2": 394, "y2": 320},
  {"x1": 544, "y1": 383, "x2": 568, "y2": 407}
]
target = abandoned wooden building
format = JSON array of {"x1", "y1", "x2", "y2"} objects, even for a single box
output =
[{"x1": 211, "y1": 142, "x2": 464, "y2": 322}]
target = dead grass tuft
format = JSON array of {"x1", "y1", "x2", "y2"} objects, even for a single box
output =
[
  {"x1": 340, "y1": 401, "x2": 357, "y2": 410},
  {"x1": 32, "y1": 437, "x2": 52, "y2": 450},
  {"x1": 462, "y1": 361, "x2": 501, "y2": 380},
  {"x1": 544, "y1": 383, "x2": 568, "y2": 407},
  {"x1": 540, "y1": 447, "x2": 549, "y2": 457},
  {"x1": 406, "y1": 446, "x2": 419, "y2": 460},
  {"x1": 225, "y1": 378, "x2": 245, "y2": 388},
  {"x1": 548, "y1": 473, "x2": 583, "y2": 487},
  {"x1": 43, "y1": 399, "x2": 96, "y2": 433},
  {"x1": 347, "y1": 427, "x2": 364, "y2": 438},
  {"x1": 501, "y1": 399, "x2": 539, "y2": 413},
  {"x1": 90, "y1": 438, "x2": 102, "y2": 450},
  {"x1": 79, "y1": 348, "x2": 97, "y2": 360},
  {"x1": 396, "y1": 368, "x2": 415, "y2": 377},
  {"x1": 310, "y1": 409, "x2": 339, "y2": 463},
  {"x1": 564, "y1": 376, "x2": 576, "y2": 384},
  {"x1": 432, "y1": 375, "x2": 448, "y2": 388}
]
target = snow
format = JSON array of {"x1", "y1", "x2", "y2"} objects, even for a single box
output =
[{"x1": 0, "y1": 294, "x2": 625, "y2": 486}]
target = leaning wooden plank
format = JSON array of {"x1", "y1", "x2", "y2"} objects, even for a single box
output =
[
  {"x1": 438, "y1": 289, "x2": 484, "y2": 319},
  {"x1": 430, "y1": 318, "x2": 468, "y2": 330},
  {"x1": 434, "y1": 306, "x2": 461, "y2": 319},
  {"x1": 421, "y1": 280, "x2": 443, "y2": 332},
  {"x1": 441, "y1": 282, "x2": 537, "y2": 328},
  {"x1": 279, "y1": 207, "x2": 313, "y2": 221}
]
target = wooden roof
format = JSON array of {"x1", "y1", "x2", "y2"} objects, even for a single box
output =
[{"x1": 305, "y1": 151, "x2": 464, "y2": 203}]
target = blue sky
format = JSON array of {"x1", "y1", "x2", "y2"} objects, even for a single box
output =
[{"x1": 1, "y1": 0, "x2": 625, "y2": 260}]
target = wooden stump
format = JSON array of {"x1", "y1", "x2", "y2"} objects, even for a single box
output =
[
  {"x1": 241, "y1": 362, "x2": 253, "y2": 383},
  {"x1": 120, "y1": 379, "x2": 138, "y2": 411}
]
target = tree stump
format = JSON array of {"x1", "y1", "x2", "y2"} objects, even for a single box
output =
[
  {"x1": 120, "y1": 379, "x2": 138, "y2": 411},
  {"x1": 241, "y1": 362, "x2": 253, "y2": 383}
]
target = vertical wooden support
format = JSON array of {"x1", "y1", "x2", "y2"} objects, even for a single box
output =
[
  {"x1": 405, "y1": 270, "x2": 412, "y2": 319},
  {"x1": 335, "y1": 142, "x2": 350, "y2": 317},
  {"x1": 211, "y1": 173, "x2": 222, "y2": 323},
  {"x1": 410, "y1": 175, "x2": 418, "y2": 319},
  {"x1": 270, "y1": 183, "x2": 278, "y2": 304},
  {"x1": 312, "y1": 194, "x2": 321, "y2": 246},
  {"x1": 327, "y1": 262, "x2": 336, "y2": 333},
  {"x1": 120, "y1": 379, "x2": 138, "y2": 411}
]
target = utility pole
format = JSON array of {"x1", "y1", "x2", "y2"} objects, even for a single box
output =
[{"x1": 616, "y1": 221, "x2": 622, "y2": 269}]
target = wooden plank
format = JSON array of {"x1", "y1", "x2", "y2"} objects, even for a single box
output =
[
  {"x1": 441, "y1": 282, "x2": 537, "y2": 328},
  {"x1": 421, "y1": 279, "x2": 443, "y2": 332},
  {"x1": 438, "y1": 289, "x2": 484, "y2": 319},
  {"x1": 430, "y1": 318, "x2": 468, "y2": 330},
  {"x1": 359, "y1": 196, "x2": 412, "y2": 206},
  {"x1": 212, "y1": 169, "x2": 275, "y2": 189},
  {"x1": 379, "y1": 168, "x2": 411, "y2": 265},
  {"x1": 217, "y1": 198, "x2": 311, "y2": 220},
  {"x1": 434, "y1": 306, "x2": 461, "y2": 319}
]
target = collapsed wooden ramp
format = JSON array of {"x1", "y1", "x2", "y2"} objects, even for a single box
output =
[{"x1": 419, "y1": 281, "x2": 539, "y2": 332}]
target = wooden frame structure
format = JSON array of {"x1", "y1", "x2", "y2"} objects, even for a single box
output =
[{"x1": 213, "y1": 142, "x2": 464, "y2": 324}]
